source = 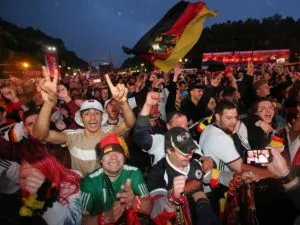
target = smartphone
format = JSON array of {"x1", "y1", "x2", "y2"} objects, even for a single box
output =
[
  {"x1": 246, "y1": 149, "x2": 272, "y2": 165},
  {"x1": 43, "y1": 46, "x2": 61, "y2": 77}
]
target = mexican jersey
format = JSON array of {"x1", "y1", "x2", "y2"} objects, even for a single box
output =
[{"x1": 80, "y1": 165, "x2": 148, "y2": 216}]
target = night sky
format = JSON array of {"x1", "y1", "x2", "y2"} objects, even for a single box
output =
[{"x1": 0, "y1": 0, "x2": 299, "y2": 67}]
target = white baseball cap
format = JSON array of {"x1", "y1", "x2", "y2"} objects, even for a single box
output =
[
  {"x1": 74, "y1": 99, "x2": 104, "y2": 127},
  {"x1": 104, "y1": 98, "x2": 113, "y2": 109}
]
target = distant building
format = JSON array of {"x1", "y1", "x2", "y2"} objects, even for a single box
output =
[
  {"x1": 203, "y1": 49, "x2": 290, "y2": 64},
  {"x1": 99, "y1": 62, "x2": 113, "y2": 73}
]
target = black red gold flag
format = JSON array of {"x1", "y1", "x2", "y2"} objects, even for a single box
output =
[{"x1": 122, "y1": 1, "x2": 217, "y2": 72}]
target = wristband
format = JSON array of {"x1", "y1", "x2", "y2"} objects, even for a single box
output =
[
  {"x1": 97, "y1": 212, "x2": 105, "y2": 225},
  {"x1": 167, "y1": 189, "x2": 186, "y2": 206},
  {"x1": 132, "y1": 196, "x2": 142, "y2": 212}
]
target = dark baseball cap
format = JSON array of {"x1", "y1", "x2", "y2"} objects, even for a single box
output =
[
  {"x1": 189, "y1": 82, "x2": 205, "y2": 91},
  {"x1": 165, "y1": 127, "x2": 198, "y2": 155}
]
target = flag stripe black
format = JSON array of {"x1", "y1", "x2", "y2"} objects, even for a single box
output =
[{"x1": 123, "y1": 1, "x2": 188, "y2": 54}]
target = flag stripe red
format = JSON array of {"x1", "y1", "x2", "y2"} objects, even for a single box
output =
[{"x1": 166, "y1": 2, "x2": 205, "y2": 37}]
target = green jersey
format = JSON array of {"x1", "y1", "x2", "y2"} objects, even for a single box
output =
[{"x1": 80, "y1": 164, "x2": 148, "y2": 216}]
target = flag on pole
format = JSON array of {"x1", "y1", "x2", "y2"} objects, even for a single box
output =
[{"x1": 122, "y1": 1, "x2": 217, "y2": 73}]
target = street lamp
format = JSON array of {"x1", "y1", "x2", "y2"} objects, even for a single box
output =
[
  {"x1": 22, "y1": 62, "x2": 29, "y2": 69},
  {"x1": 184, "y1": 58, "x2": 188, "y2": 63}
]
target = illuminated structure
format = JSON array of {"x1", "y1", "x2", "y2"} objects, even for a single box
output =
[{"x1": 203, "y1": 49, "x2": 290, "y2": 63}]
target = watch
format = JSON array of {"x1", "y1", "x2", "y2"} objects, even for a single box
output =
[{"x1": 278, "y1": 171, "x2": 296, "y2": 185}]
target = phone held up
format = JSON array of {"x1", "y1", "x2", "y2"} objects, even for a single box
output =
[
  {"x1": 246, "y1": 148, "x2": 273, "y2": 166},
  {"x1": 43, "y1": 46, "x2": 61, "y2": 78}
]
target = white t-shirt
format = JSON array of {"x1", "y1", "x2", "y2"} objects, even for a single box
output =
[{"x1": 199, "y1": 124, "x2": 240, "y2": 171}]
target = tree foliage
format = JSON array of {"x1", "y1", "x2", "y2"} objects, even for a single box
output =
[{"x1": 0, "y1": 18, "x2": 90, "y2": 71}]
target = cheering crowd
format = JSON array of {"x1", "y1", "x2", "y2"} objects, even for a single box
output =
[{"x1": 0, "y1": 61, "x2": 299, "y2": 225}]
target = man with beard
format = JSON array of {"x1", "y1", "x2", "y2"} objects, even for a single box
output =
[
  {"x1": 199, "y1": 100, "x2": 243, "y2": 172},
  {"x1": 199, "y1": 100, "x2": 277, "y2": 177}
]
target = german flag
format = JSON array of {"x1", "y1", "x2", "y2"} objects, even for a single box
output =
[{"x1": 122, "y1": 1, "x2": 217, "y2": 73}]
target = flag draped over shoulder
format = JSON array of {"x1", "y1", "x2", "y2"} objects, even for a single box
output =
[{"x1": 122, "y1": 1, "x2": 217, "y2": 73}]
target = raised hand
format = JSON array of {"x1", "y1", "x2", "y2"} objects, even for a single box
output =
[
  {"x1": 173, "y1": 175, "x2": 186, "y2": 199},
  {"x1": 267, "y1": 148, "x2": 289, "y2": 177},
  {"x1": 152, "y1": 78, "x2": 164, "y2": 89},
  {"x1": 255, "y1": 120, "x2": 274, "y2": 133},
  {"x1": 105, "y1": 74, "x2": 128, "y2": 104},
  {"x1": 210, "y1": 74, "x2": 222, "y2": 87},
  {"x1": 145, "y1": 91, "x2": 160, "y2": 107},
  {"x1": 149, "y1": 72, "x2": 158, "y2": 82},
  {"x1": 173, "y1": 64, "x2": 183, "y2": 82},
  {"x1": 116, "y1": 179, "x2": 135, "y2": 209},
  {"x1": 38, "y1": 66, "x2": 58, "y2": 105},
  {"x1": 247, "y1": 61, "x2": 254, "y2": 76},
  {"x1": 19, "y1": 163, "x2": 46, "y2": 196},
  {"x1": 200, "y1": 156, "x2": 214, "y2": 173},
  {"x1": 0, "y1": 87, "x2": 19, "y2": 103},
  {"x1": 55, "y1": 120, "x2": 67, "y2": 131}
]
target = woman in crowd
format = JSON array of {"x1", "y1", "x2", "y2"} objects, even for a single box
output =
[
  {"x1": 243, "y1": 97, "x2": 299, "y2": 225},
  {"x1": 243, "y1": 98, "x2": 277, "y2": 149}
]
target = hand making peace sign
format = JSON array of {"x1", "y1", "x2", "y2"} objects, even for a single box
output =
[{"x1": 38, "y1": 66, "x2": 59, "y2": 106}]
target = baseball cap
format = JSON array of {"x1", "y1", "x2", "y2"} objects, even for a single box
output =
[
  {"x1": 104, "y1": 98, "x2": 117, "y2": 109},
  {"x1": 165, "y1": 127, "x2": 198, "y2": 155},
  {"x1": 189, "y1": 82, "x2": 205, "y2": 91},
  {"x1": 74, "y1": 99, "x2": 104, "y2": 127},
  {"x1": 96, "y1": 133, "x2": 129, "y2": 159}
]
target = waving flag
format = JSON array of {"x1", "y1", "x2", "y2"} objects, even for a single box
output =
[{"x1": 123, "y1": 1, "x2": 217, "y2": 72}]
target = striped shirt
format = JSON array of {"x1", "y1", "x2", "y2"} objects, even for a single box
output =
[{"x1": 64, "y1": 129, "x2": 105, "y2": 176}]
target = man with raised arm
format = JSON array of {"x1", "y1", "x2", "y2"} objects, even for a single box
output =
[{"x1": 32, "y1": 69, "x2": 136, "y2": 176}]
